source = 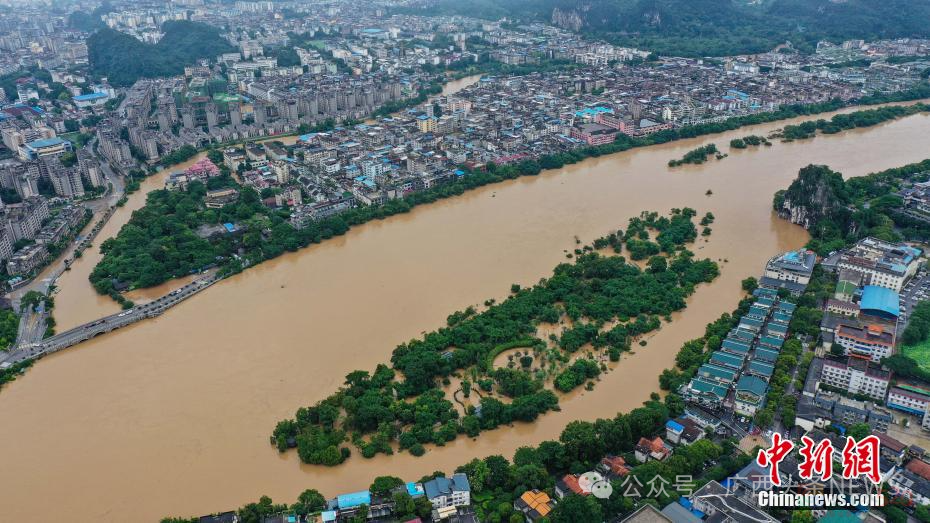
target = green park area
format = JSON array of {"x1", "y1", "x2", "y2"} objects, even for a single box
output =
[{"x1": 904, "y1": 340, "x2": 930, "y2": 372}]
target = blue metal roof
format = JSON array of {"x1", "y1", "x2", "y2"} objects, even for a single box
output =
[
  {"x1": 574, "y1": 107, "x2": 613, "y2": 118},
  {"x1": 666, "y1": 419, "x2": 685, "y2": 432},
  {"x1": 406, "y1": 482, "x2": 424, "y2": 497},
  {"x1": 25, "y1": 137, "x2": 69, "y2": 148},
  {"x1": 337, "y1": 490, "x2": 371, "y2": 508},
  {"x1": 73, "y1": 92, "x2": 108, "y2": 101},
  {"x1": 860, "y1": 285, "x2": 900, "y2": 318}
]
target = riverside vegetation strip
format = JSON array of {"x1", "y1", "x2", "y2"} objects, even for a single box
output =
[
  {"x1": 776, "y1": 103, "x2": 930, "y2": 141},
  {"x1": 270, "y1": 209, "x2": 720, "y2": 465},
  {"x1": 87, "y1": 84, "x2": 930, "y2": 299}
]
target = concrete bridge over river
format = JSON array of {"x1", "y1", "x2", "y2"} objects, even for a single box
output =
[{"x1": 1, "y1": 275, "x2": 217, "y2": 366}]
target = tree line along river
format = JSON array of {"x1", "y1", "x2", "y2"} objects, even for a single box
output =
[{"x1": 0, "y1": 103, "x2": 928, "y2": 523}]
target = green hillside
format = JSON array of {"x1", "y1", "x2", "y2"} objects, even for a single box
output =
[
  {"x1": 88, "y1": 21, "x2": 235, "y2": 86},
  {"x1": 422, "y1": 0, "x2": 930, "y2": 56}
]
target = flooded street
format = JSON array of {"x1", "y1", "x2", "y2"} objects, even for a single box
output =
[{"x1": 0, "y1": 106, "x2": 928, "y2": 522}]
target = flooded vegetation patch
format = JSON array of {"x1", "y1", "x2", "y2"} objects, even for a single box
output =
[
  {"x1": 270, "y1": 209, "x2": 719, "y2": 465},
  {"x1": 668, "y1": 144, "x2": 720, "y2": 167}
]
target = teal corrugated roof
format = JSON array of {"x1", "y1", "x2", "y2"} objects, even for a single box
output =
[
  {"x1": 730, "y1": 329, "x2": 755, "y2": 342},
  {"x1": 748, "y1": 305, "x2": 769, "y2": 318},
  {"x1": 759, "y1": 335, "x2": 784, "y2": 349},
  {"x1": 754, "y1": 348, "x2": 779, "y2": 363},
  {"x1": 777, "y1": 302, "x2": 796, "y2": 313},
  {"x1": 766, "y1": 322, "x2": 788, "y2": 333},
  {"x1": 753, "y1": 288, "x2": 778, "y2": 299},
  {"x1": 711, "y1": 351, "x2": 744, "y2": 369},
  {"x1": 756, "y1": 297, "x2": 775, "y2": 307},
  {"x1": 747, "y1": 360, "x2": 775, "y2": 377},
  {"x1": 698, "y1": 364, "x2": 738, "y2": 384},
  {"x1": 736, "y1": 375, "x2": 768, "y2": 396},
  {"x1": 722, "y1": 339, "x2": 751, "y2": 354},
  {"x1": 689, "y1": 377, "x2": 728, "y2": 400}
]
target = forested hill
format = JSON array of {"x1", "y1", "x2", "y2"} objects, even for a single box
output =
[
  {"x1": 87, "y1": 21, "x2": 235, "y2": 87},
  {"x1": 420, "y1": 0, "x2": 930, "y2": 56}
]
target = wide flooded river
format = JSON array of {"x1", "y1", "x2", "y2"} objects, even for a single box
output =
[{"x1": 1, "y1": 105, "x2": 929, "y2": 522}]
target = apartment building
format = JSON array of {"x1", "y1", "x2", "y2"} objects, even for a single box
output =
[
  {"x1": 19, "y1": 136, "x2": 72, "y2": 161},
  {"x1": 814, "y1": 391, "x2": 893, "y2": 432},
  {"x1": 836, "y1": 237, "x2": 922, "y2": 292},
  {"x1": 819, "y1": 357, "x2": 890, "y2": 400},
  {"x1": 49, "y1": 167, "x2": 85, "y2": 198},
  {"x1": 834, "y1": 323, "x2": 895, "y2": 362},
  {"x1": 760, "y1": 249, "x2": 817, "y2": 295},
  {"x1": 2, "y1": 196, "x2": 50, "y2": 241},
  {"x1": 887, "y1": 384, "x2": 930, "y2": 430}
]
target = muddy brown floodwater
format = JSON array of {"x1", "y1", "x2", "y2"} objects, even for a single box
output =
[{"x1": 1, "y1": 105, "x2": 929, "y2": 523}]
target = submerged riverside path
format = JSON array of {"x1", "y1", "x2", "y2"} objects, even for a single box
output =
[{"x1": 0, "y1": 106, "x2": 928, "y2": 523}]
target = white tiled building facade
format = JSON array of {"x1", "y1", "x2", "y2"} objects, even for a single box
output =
[{"x1": 820, "y1": 358, "x2": 890, "y2": 400}]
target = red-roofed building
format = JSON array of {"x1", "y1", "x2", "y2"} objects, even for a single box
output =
[
  {"x1": 569, "y1": 123, "x2": 618, "y2": 146},
  {"x1": 876, "y1": 432, "x2": 908, "y2": 465},
  {"x1": 635, "y1": 436, "x2": 671, "y2": 463},
  {"x1": 554, "y1": 474, "x2": 588, "y2": 499},
  {"x1": 185, "y1": 157, "x2": 221, "y2": 178},
  {"x1": 598, "y1": 455, "x2": 630, "y2": 478},
  {"x1": 907, "y1": 459, "x2": 930, "y2": 481}
]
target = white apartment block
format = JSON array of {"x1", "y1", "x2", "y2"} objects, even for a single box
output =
[
  {"x1": 820, "y1": 357, "x2": 890, "y2": 400},
  {"x1": 834, "y1": 324, "x2": 895, "y2": 362},
  {"x1": 887, "y1": 386, "x2": 930, "y2": 424},
  {"x1": 836, "y1": 237, "x2": 922, "y2": 292}
]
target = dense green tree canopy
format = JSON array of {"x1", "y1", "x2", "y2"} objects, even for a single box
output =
[
  {"x1": 88, "y1": 21, "x2": 235, "y2": 86},
  {"x1": 416, "y1": 0, "x2": 930, "y2": 56},
  {"x1": 776, "y1": 158, "x2": 930, "y2": 254}
]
